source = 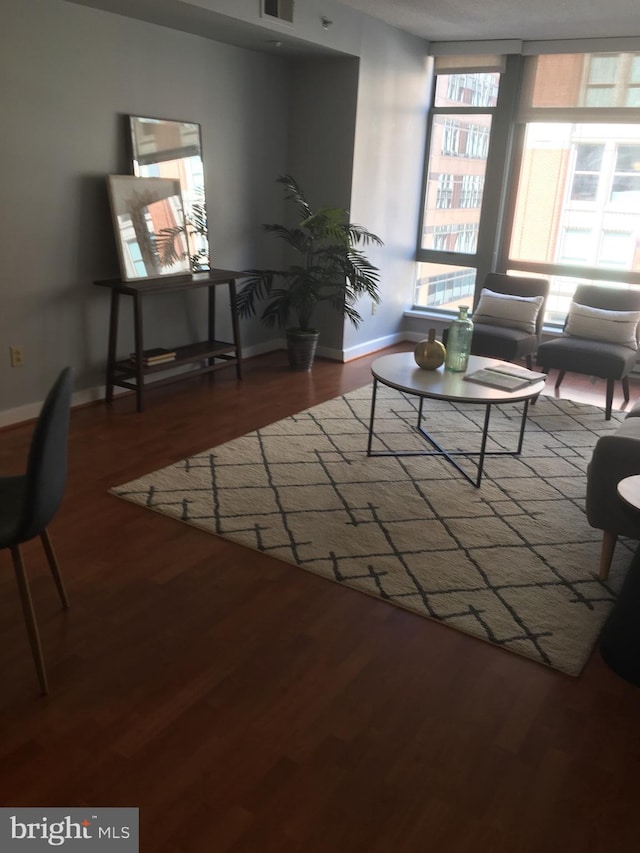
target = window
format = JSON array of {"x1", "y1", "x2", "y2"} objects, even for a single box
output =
[
  {"x1": 560, "y1": 228, "x2": 591, "y2": 264},
  {"x1": 436, "y1": 174, "x2": 454, "y2": 208},
  {"x1": 584, "y1": 53, "x2": 640, "y2": 108},
  {"x1": 610, "y1": 143, "x2": 640, "y2": 204},
  {"x1": 505, "y1": 53, "x2": 640, "y2": 318},
  {"x1": 599, "y1": 231, "x2": 633, "y2": 268},
  {"x1": 570, "y1": 144, "x2": 604, "y2": 201},
  {"x1": 465, "y1": 124, "x2": 490, "y2": 158},
  {"x1": 415, "y1": 51, "x2": 640, "y2": 317},
  {"x1": 415, "y1": 263, "x2": 476, "y2": 308},
  {"x1": 417, "y1": 65, "x2": 498, "y2": 280},
  {"x1": 441, "y1": 119, "x2": 462, "y2": 156},
  {"x1": 460, "y1": 175, "x2": 482, "y2": 208},
  {"x1": 585, "y1": 55, "x2": 618, "y2": 106},
  {"x1": 508, "y1": 123, "x2": 640, "y2": 295}
]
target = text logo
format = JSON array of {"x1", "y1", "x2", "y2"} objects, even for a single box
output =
[{"x1": 1, "y1": 808, "x2": 138, "y2": 851}]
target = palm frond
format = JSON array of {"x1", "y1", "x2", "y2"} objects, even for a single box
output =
[
  {"x1": 238, "y1": 175, "x2": 384, "y2": 331},
  {"x1": 276, "y1": 174, "x2": 313, "y2": 221},
  {"x1": 154, "y1": 226, "x2": 185, "y2": 266},
  {"x1": 236, "y1": 270, "x2": 275, "y2": 318}
]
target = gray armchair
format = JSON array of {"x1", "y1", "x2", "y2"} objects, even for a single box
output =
[
  {"x1": 443, "y1": 273, "x2": 550, "y2": 369},
  {"x1": 536, "y1": 284, "x2": 640, "y2": 420},
  {"x1": 586, "y1": 404, "x2": 640, "y2": 579}
]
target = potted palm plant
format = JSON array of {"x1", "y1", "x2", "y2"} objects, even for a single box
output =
[{"x1": 237, "y1": 175, "x2": 383, "y2": 370}]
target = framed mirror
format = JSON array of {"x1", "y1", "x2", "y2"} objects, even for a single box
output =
[
  {"x1": 107, "y1": 175, "x2": 191, "y2": 281},
  {"x1": 128, "y1": 115, "x2": 210, "y2": 271}
]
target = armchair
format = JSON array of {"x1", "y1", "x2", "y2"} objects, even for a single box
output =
[
  {"x1": 536, "y1": 284, "x2": 640, "y2": 420},
  {"x1": 443, "y1": 273, "x2": 550, "y2": 369},
  {"x1": 586, "y1": 404, "x2": 640, "y2": 578}
]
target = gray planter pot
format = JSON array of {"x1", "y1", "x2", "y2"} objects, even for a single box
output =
[{"x1": 286, "y1": 329, "x2": 320, "y2": 371}]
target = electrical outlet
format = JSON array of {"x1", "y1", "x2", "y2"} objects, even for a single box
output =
[{"x1": 10, "y1": 345, "x2": 24, "y2": 367}]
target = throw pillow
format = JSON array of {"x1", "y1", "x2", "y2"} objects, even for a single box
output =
[
  {"x1": 472, "y1": 288, "x2": 544, "y2": 334},
  {"x1": 564, "y1": 302, "x2": 640, "y2": 350}
]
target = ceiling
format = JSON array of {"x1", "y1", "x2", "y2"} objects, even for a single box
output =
[
  {"x1": 66, "y1": 0, "x2": 640, "y2": 51},
  {"x1": 339, "y1": 0, "x2": 640, "y2": 43}
]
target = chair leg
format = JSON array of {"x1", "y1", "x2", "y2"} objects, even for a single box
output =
[
  {"x1": 40, "y1": 529, "x2": 69, "y2": 609},
  {"x1": 599, "y1": 530, "x2": 617, "y2": 580},
  {"x1": 555, "y1": 370, "x2": 565, "y2": 390},
  {"x1": 526, "y1": 354, "x2": 533, "y2": 370},
  {"x1": 10, "y1": 545, "x2": 49, "y2": 695},
  {"x1": 605, "y1": 379, "x2": 614, "y2": 421},
  {"x1": 622, "y1": 376, "x2": 630, "y2": 403}
]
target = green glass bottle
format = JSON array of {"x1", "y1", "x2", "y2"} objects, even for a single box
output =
[{"x1": 445, "y1": 305, "x2": 474, "y2": 372}]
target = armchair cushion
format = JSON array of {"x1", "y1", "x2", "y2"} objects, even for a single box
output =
[
  {"x1": 473, "y1": 288, "x2": 544, "y2": 334},
  {"x1": 565, "y1": 302, "x2": 640, "y2": 350},
  {"x1": 536, "y1": 335, "x2": 637, "y2": 379}
]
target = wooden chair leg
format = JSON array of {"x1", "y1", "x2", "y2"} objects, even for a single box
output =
[
  {"x1": 605, "y1": 378, "x2": 614, "y2": 421},
  {"x1": 10, "y1": 545, "x2": 49, "y2": 695},
  {"x1": 622, "y1": 376, "x2": 630, "y2": 403},
  {"x1": 599, "y1": 530, "x2": 617, "y2": 580},
  {"x1": 555, "y1": 370, "x2": 565, "y2": 390},
  {"x1": 40, "y1": 529, "x2": 69, "y2": 609}
]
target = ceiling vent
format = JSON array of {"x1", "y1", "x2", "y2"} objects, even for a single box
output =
[{"x1": 261, "y1": 0, "x2": 294, "y2": 25}]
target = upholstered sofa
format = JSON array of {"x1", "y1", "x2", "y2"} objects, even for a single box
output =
[{"x1": 586, "y1": 402, "x2": 640, "y2": 578}]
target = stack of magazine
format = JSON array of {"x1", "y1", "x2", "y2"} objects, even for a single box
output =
[{"x1": 463, "y1": 363, "x2": 547, "y2": 391}]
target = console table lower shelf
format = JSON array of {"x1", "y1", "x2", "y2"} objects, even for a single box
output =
[
  {"x1": 112, "y1": 341, "x2": 240, "y2": 397},
  {"x1": 94, "y1": 269, "x2": 244, "y2": 412}
]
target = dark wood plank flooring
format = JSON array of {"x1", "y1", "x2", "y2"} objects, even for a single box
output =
[{"x1": 2, "y1": 345, "x2": 640, "y2": 852}]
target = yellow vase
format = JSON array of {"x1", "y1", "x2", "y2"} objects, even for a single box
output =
[{"x1": 414, "y1": 328, "x2": 446, "y2": 370}]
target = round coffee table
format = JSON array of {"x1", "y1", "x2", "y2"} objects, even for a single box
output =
[
  {"x1": 617, "y1": 475, "x2": 640, "y2": 511},
  {"x1": 366, "y1": 352, "x2": 546, "y2": 487}
]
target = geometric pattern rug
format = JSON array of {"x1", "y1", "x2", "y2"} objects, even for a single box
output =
[{"x1": 111, "y1": 387, "x2": 633, "y2": 676}]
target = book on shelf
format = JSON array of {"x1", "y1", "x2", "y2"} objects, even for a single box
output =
[
  {"x1": 463, "y1": 364, "x2": 547, "y2": 392},
  {"x1": 130, "y1": 347, "x2": 177, "y2": 366}
]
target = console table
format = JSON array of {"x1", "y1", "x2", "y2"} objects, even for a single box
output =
[{"x1": 94, "y1": 269, "x2": 243, "y2": 412}]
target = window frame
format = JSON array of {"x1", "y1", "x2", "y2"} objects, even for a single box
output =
[
  {"x1": 498, "y1": 53, "x2": 640, "y2": 302},
  {"x1": 415, "y1": 55, "x2": 522, "y2": 313},
  {"x1": 414, "y1": 50, "x2": 640, "y2": 321}
]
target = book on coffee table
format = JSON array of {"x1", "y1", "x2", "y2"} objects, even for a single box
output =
[
  {"x1": 463, "y1": 364, "x2": 547, "y2": 391},
  {"x1": 486, "y1": 363, "x2": 547, "y2": 382}
]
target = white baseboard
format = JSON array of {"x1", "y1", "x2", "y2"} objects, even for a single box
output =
[
  {"x1": 0, "y1": 385, "x2": 108, "y2": 430},
  {"x1": 0, "y1": 335, "x2": 416, "y2": 429},
  {"x1": 342, "y1": 333, "x2": 408, "y2": 362}
]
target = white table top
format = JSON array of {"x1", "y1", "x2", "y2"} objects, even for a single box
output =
[
  {"x1": 371, "y1": 352, "x2": 546, "y2": 404},
  {"x1": 617, "y1": 475, "x2": 640, "y2": 512}
]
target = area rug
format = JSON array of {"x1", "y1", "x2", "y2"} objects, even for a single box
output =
[{"x1": 111, "y1": 388, "x2": 633, "y2": 676}]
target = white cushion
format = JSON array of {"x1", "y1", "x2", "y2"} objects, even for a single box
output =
[
  {"x1": 564, "y1": 302, "x2": 640, "y2": 351},
  {"x1": 472, "y1": 288, "x2": 544, "y2": 334}
]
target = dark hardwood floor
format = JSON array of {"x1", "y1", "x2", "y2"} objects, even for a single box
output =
[{"x1": 2, "y1": 345, "x2": 640, "y2": 852}]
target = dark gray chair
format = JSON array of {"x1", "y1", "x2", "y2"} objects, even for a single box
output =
[
  {"x1": 536, "y1": 285, "x2": 640, "y2": 420},
  {"x1": 0, "y1": 367, "x2": 74, "y2": 694},
  {"x1": 443, "y1": 273, "x2": 550, "y2": 369},
  {"x1": 586, "y1": 402, "x2": 640, "y2": 579}
]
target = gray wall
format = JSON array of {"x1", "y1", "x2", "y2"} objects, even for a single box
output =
[
  {"x1": 0, "y1": 0, "x2": 290, "y2": 417},
  {"x1": 0, "y1": 0, "x2": 430, "y2": 423},
  {"x1": 288, "y1": 56, "x2": 360, "y2": 351},
  {"x1": 347, "y1": 18, "x2": 431, "y2": 358}
]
